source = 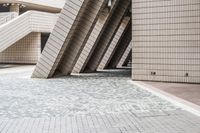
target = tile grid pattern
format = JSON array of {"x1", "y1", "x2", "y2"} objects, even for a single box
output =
[
  {"x1": 0, "y1": 33, "x2": 41, "y2": 64},
  {"x1": 58, "y1": 0, "x2": 107, "y2": 75},
  {"x1": 98, "y1": 17, "x2": 130, "y2": 70},
  {"x1": 71, "y1": 0, "x2": 121, "y2": 74},
  {"x1": 85, "y1": 0, "x2": 131, "y2": 72},
  {"x1": 132, "y1": 0, "x2": 200, "y2": 83},
  {"x1": 108, "y1": 25, "x2": 131, "y2": 68},
  {"x1": 0, "y1": 12, "x2": 17, "y2": 25},
  {"x1": 117, "y1": 41, "x2": 132, "y2": 68},
  {"x1": 0, "y1": 11, "x2": 58, "y2": 52},
  {"x1": 32, "y1": 0, "x2": 90, "y2": 78}
]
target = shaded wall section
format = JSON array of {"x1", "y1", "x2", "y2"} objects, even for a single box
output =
[{"x1": 132, "y1": 0, "x2": 200, "y2": 83}]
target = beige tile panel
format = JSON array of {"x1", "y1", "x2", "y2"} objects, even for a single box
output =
[
  {"x1": 132, "y1": 58, "x2": 200, "y2": 65},
  {"x1": 132, "y1": 0, "x2": 200, "y2": 9},
  {"x1": 132, "y1": 69, "x2": 200, "y2": 77},
  {"x1": 132, "y1": 0, "x2": 200, "y2": 83},
  {"x1": 133, "y1": 29, "x2": 200, "y2": 36},
  {"x1": 132, "y1": 10, "x2": 200, "y2": 19},
  {"x1": 132, "y1": 74, "x2": 200, "y2": 83},
  {"x1": 0, "y1": 33, "x2": 40, "y2": 64},
  {"x1": 133, "y1": 47, "x2": 200, "y2": 53},
  {"x1": 98, "y1": 17, "x2": 130, "y2": 70},
  {"x1": 133, "y1": 53, "x2": 200, "y2": 59},
  {"x1": 132, "y1": 5, "x2": 200, "y2": 15},
  {"x1": 132, "y1": 23, "x2": 200, "y2": 31},
  {"x1": 133, "y1": 35, "x2": 200, "y2": 42},
  {"x1": 133, "y1": 17, "x2": 200, "y2": 25},
  {"x1": 133, "y1": 64, "x2": 200, "y2": 72},
  {"x1": 133, "y1": 41, "x2": 199, "y2": 47}
]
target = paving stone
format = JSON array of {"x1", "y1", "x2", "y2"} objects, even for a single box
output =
[{"x1": 0, "y1": 67, "x2": 199, "y2": 132}]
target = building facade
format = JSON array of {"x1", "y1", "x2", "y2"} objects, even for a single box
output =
[
  {"x1": 0, "y1": 0, "x2": 199, "y2": 83},
  {"x1": 0, "y1": 0, "x2": 63, "y2": 64},
  {"x1": 132, "y1": 0, "x2": 200, "y2": 83}
]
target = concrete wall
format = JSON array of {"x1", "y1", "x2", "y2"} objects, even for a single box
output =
[
  {"x1": 132, "y1": 0, "x2": 200, "y2": 83},
  {"x1": 0, "y1": 33, "x2": 40, "y2": 64}
]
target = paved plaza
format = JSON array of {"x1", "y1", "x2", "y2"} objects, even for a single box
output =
[
  {"x1": 0, "y1": 66, "x2": 199, "y2": 133},
  {"x1": 143, "y1": 81, "x2": 200, "y2": 106}
]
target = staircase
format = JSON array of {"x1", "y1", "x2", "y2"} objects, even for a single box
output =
[{"x1": 0, "y1": 11, "x2": 58, "y2": 52}]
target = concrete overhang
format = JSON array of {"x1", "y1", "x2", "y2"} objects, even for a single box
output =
[{"x1": 0, "y1": 0, "x2": 65, "y2": 13}]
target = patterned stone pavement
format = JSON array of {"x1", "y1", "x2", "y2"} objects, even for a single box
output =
[{"x1": 0, "y1": 66, "x2": 199, "y2": 133}]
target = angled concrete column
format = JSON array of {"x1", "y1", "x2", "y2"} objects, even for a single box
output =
[
  {"x1": 84, "y1": 0, "x2": 131, "y2": 72},
  {"x1": 32, "y1": 0, "x2": 90, "y2": 78},
  {"x1": 58, "y1": 0, "x2": 107, "y2": 75},
  {"x1": 107, "y1": 26, "x2": 131, "y2": 68},
  {"x1": 123, "y1": 51, "x2": 131, "y2": 67},
  {"x1": 117, "y1": 41, "x2": 132, "y2": 68},
  {"x1": 72, "y1": 0, "x2": 120, "y2": 74},
  {"x1": 97, "y1": 17, "x2": 130, "y2": 70}
]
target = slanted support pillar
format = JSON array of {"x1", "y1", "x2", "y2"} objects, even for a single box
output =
[
  {"x1": 117, "y1": 41, "x2": 132, "y2": 68},
  {"x1": 32, "y1": 0, "x2": 106, "y2": 78},
  {"x1": 107, "y1": 27, "x2": 131, "y2": 69},
  {"x1": 85, "y1": 0, "x2": 131, "y2": 72},
  {"x1": 71, "y1": 0, "x2": 121, "y2": 74},
  {"x1": 97, "y1": 17, "x2": 130, "y2": 70}
]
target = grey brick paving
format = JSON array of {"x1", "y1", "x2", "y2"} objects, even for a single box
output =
[{"x1": 0, "y1": 67, "x2": 199, "y2": 132}]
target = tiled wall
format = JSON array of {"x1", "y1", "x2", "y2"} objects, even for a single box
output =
[
  {"x1": 32, "y1": 0, "x2": 90, "y2": 78},
  {"x1": 0, "y1": 12, "x2": 17, "y2": 25},
  {"x1": 0, "y1": 11, "x2": 58, "y2": 52},
  {"x1": 72, "y1": 0, "x2": 121, "y2": 74},
  {"x1": 132, "y1": 0, "x2": 200, "y2": 83},
  {"x1": 0, "y1": 33, "x2": 41, "y2": 64},
  {"x1": 86, "y1": 0, "x2": 131, "y2": 71}
]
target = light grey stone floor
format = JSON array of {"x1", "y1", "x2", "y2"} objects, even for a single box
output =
[{"x1": 0, "y1": 66, "x2": 199, "y2": 133}]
